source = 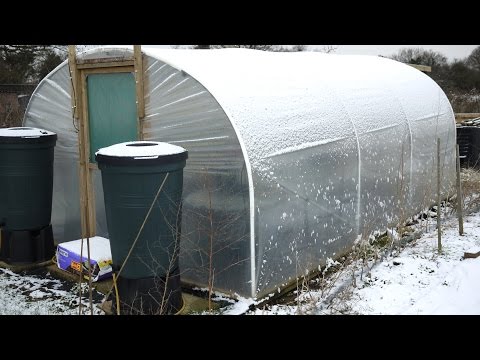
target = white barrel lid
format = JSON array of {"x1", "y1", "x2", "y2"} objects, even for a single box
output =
[
  {"x1": 96, "y1": 141, "x2": 187, "y2": 159},
  {"x1": 0, "y1": 127, "x2": 56, "y2": 138},
  {"x1": 95, "y1": 141, "x2": 188, "y2": 166}
]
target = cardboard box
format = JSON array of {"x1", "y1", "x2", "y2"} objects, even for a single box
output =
[{"x1": 56, "y1": 236, "x2": 113, "y2": 282}]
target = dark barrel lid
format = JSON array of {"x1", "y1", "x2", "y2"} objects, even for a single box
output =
[
  {"x1": 0, "y1": 127, "x2": 57, "y2": 144},
  {"x1": 95, "y1": 141, "x2": 188, "y2": 166}
]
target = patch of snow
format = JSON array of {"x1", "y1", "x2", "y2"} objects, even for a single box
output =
[
  {"x1": 265, "y1": 137, "x2": 346, "y2": 158},
  {"x1": 58, "y1": 236, "x2": 111, "y2": 262},
  {"x1": 221, "y1": 296, "x2": 255, "y2": 315},
  {"x1": 0, "y1": 127, "x2": 55, "y2": 138},
  {"x1": 345, "y1": 213, "x2": 480, "y2": 315},
  {"x1": 323, "y1": 257, "x2": 340, "y2": 275},
  {"x1": 0, "y1": 268, "x2": 103, "y2": 315},
  {"x1": 96, "y1": 141, "x2": 187, "y2": 158},
  {"x1": 29, "y1": 289, "x2": 49, "y2": 299},
  {"x1": 249, "y1": 206, "x2": 480, "y2": 315}
]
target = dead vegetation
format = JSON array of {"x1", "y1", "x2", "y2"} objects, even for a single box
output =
[{"x1": 457, "y1": 168, "x2": 480, "y2": 213}]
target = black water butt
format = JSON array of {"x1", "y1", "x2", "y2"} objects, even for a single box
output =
[
  {"x1": 0, "y1": 127, "x2": 56, "y2": 264},
  {"x1": 96, "y1": 141, "x2": 188, "y2": 314}
]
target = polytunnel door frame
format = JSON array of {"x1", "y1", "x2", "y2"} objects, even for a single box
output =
[{"x1": 68, "y1": 46, "x2": 145, "y2": 237}]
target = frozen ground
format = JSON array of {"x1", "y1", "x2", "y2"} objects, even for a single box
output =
[
  {"x1": 346, "y1": 215, "x2": 480, "y2": 315},
  {"x1": 1, "y1": 208, "x2": 479, "y2": 315},
  {"x1": 241, "y1": 208, "x2": 480, "y2": 315},
  {"x1": 0, "y1": 268, "x2": 104, "y2": 315}
]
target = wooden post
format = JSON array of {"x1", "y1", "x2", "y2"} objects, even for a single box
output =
[
  {"x1": 68, "y1": 46, "x2": 79, "y2": 119},
  {"x1": 133, "y1": 45, "x2": 145, "y2": 140},
  {"x1": 456, "y1": 144, "x2": 464, "y2": 235},
  {"x1": 69, "y1": 45, "x2": 94, "y2": 314},
  {"x1": 79, "y1": 72, "x2": 96, "y2": 237},
  {"x1": 69, "y1": 45, "x2": 87, "y2": 237},
  {"x1": 69, "y1": 45, "x2": 97, "y2": 238},
  {"x1": 437, "y1": 138, "x2": 442, "y2": 253}
]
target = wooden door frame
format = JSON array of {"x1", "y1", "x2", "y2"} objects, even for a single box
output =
[
  {"x1": 81, "y1": 65, "x2": 135, "y2": 171},
  {"x1": 68, "y1": 45, "x2": 145, "y2": 238}
]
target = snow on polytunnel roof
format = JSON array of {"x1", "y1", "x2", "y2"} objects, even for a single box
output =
[
  {"x1": 63, "y1": 46, "x2": 447, "y2": 176},
  {"x1": 141, "y1": 47, "x2": 442, "y2": 170}
]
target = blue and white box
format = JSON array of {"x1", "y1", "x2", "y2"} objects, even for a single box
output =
[{"x1": 56, "y1": 236, "x2": 113, "y2": 282}]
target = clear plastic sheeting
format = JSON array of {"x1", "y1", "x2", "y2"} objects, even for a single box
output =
[
  {"x1": 23, "y1": 63, "x2": 82, "y2": 242},
  {"x1": 24, "y1": 47, "x2": 456, "y2": 299}
]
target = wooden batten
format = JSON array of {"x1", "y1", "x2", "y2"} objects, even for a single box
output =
[
  {"x1": 78, "y1": 93, "x2": 89, "y2": 236},
  {"x1": 77, "y1": 60, "x2": 134, "y2": 70},
  {"x1": 134, "y1": 45, "x2": 145, "y2": 140},
  {"x1": 407, "y1": 64, "x2": 432, "y2": 73},
  {"x1": 76, "y1": 56, "x2": 134, "y2": 69},
  {"x1": 80, "y1": 72, "x2": 96, "y2": 236},
  {"x1": 69, "y1": 46, "x2": 91, "y2": 237},
  {"x1": 455, "y1": 113, "x2": 480, "y2": 123},
  {"x1": 67, "y1": 46, "x2": 79, "y2": 120},
  {"x1": 79, "y1": 66, "x2": 134, "y2": 75}
]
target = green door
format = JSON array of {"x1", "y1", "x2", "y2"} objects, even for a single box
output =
[{"x1": 87, "y1": 72, "x2": 138, "y2": 163}]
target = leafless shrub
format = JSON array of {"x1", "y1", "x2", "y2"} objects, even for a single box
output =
[
  {"x1": 456, "y1": 167, "x2": 480, "y2": 213},
  {"x1": 448, "y1": 90, "x2": 480, "y2": 113}
]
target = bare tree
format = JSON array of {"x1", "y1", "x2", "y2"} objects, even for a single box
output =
[
  {"x1": 390, "y1": 47, "x2": 447, "y2": 67},
  {"x1": 312, "y1": 45, "x2": 338, "y2": 53},
  {"x1": 289, "y1": 45, "x2": 308, "y2": 52},
  {"x1": 0, "y1": 45, "x2": 66, "y2": 83},
  {"x1": 179, "y1": 45, "x2": 341, "y2": 53},
  {"x1": 466, "y1": 46, "x2": 480, "y2": 71},
  {"x1": 189, "y1": 45, "x2": 309, "y2": 52}
]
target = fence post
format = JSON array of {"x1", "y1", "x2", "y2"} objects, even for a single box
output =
[
  {"x1": 456, "y1": 144, "x2": 464, "y2": 235},
  {"x1": 437, "y1": 138, "x2": 442, "y2": 253}
]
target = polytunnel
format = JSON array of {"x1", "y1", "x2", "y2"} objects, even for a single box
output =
[{"x1": 24, "y1": 47, "x2": 456, "y2": 299}]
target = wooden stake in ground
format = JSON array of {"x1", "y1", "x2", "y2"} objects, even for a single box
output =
[
  {"x1": 68, "y1": 45, "x2": 93, "y2": 315},
  {"x1": 437, "y1": 138, "x2": 442, "y2": 254},
  {"x1": 456, "y1": 144, "x2": 464, "y2": 235}
]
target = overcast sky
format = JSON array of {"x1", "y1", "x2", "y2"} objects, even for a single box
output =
[{"x1": 146, "y1": 45, "x2": 478, "y2": 61}]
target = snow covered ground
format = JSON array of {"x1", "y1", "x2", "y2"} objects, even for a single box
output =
[
  {"x1": 242, "y1": 209, "x2": 480, "y2": 315},
  {"x1": 2, "y1": 207, "x2": 480, "y2": 315},
  {"x1": 0, "y1": 268, "x2": 104, "y2": 315},
  {"x1": 346, "y1": 215, "x2": 480, "y2": 315}
]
